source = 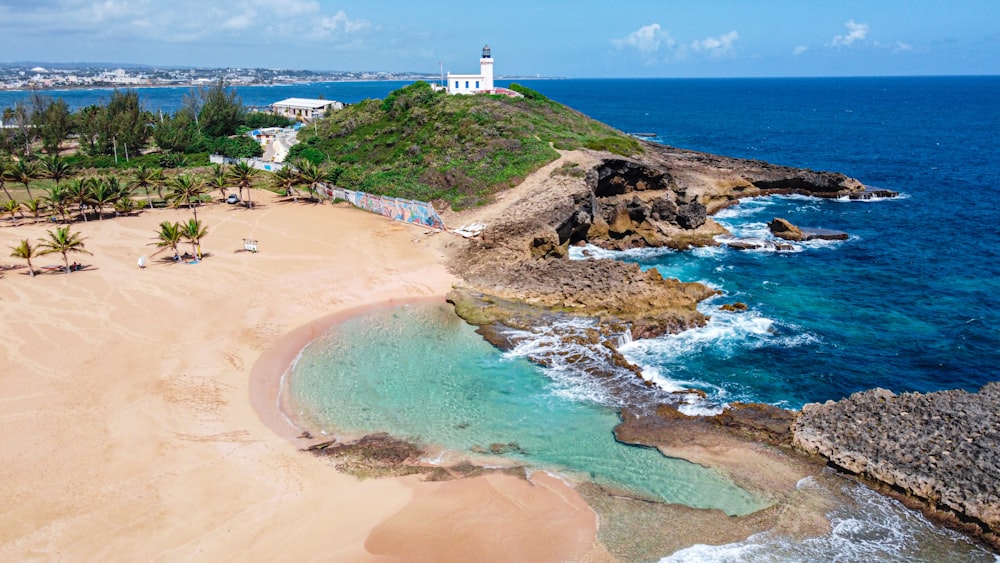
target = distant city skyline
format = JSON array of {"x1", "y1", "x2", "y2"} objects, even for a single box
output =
[{"x1": 1, "y1": 1, "x2": 998, "y2": 78}]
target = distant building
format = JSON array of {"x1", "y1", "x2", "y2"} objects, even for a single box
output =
[
  {"x1": 444, "y1": 46, "x2": 521, "y2": 97},
  {"x1": 272, "y1": 98, "x2": 345, "y2": 121}
]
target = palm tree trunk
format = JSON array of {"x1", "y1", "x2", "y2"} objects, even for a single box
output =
[
  {"x1": 62, "y1": 253, "x2": 69, "y2": 274},
  {"x1": 145, "y1": 188, "x2": 153, "y2": 209}
]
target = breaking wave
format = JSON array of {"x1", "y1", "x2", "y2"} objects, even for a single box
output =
[{"x1": 662, "y1": 476, "x2": 995, "y2": 562}]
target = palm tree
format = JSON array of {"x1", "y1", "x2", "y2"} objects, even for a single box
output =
[
  {"x1": 44, "y1": 183, "x2": 72, "y2": 223},
  {"x1": 167, "y1": 174, "x2": 209, "y2": 221},
  {"x1": 21, "y1": 198, "x2": 45, "y2": 223},
  {"x1": 149, "y1": 220, "x2": 183, "y2": 259},
  {"x1": 295, "y1": 160, "x2": 329, "y2": 203},
  {"x1": 104, "y1": 175, "x2": 134, "y2": 216},
  {"x1": 10, "y1": 239, "x2": 41, "y2": 277},
  {"x1": 208, "y1": 164, "x2": 229, "y2": 200},
  {"x1": 0, "y1": 157, "x2": 15, "y2": 201},
  {"x1": 272, "y1": 165, "x2": 297, "y2": 201},
  {"x1": 113, "y1": 196, "x2": 138, "y2": 216},
  {"x1": 38, "y1": 225, "x2": 92, "y2": 274},
  {"x1": 228, "y1": 161, "x2": 258, "y2": 208},
  {"x1": 85, "y1": 177, "x2": 118, "y2": 221},
  {"x1": 41, "y1": 155, "x2": 74, "y2": 186},
  {"x1": 129, "y1": 164, "x2": 158, "y2": 209},
  {"x1": 10, "y1": 159, "x2": 40, "y2": 200},
  {"x1": 151, "y1": 168, "x2": 167, "y2": 203},
  {"x1": 65, "y1": 178, "x2": 90, "y2": 222},
  {"x1": 2, "y1": 199, "x2": 21, "y2": 223},
  {"x1": 179, "y1": 217, "x2": 208, "y2": 259}
]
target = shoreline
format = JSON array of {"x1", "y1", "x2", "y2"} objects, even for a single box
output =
[{"x1": 0, "y1": 191, "x2": 605, "y2": 561}]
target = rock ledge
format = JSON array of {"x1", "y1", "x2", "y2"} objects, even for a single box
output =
[{"x1": 793, "y1": 383, "x2": 1000, "y2": 549}]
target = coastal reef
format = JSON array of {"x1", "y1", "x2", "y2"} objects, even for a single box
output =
[{"x1": 793, "y1": 383, "x2": 1000, "y2": 549}]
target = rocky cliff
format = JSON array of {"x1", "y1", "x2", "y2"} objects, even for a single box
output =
[{"x1": 793, "y1": 383, "x2": 1000, "y2": 549}]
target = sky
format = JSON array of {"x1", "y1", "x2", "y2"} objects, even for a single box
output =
[{"x1": 1, "y1": 0, "x2": 998, "y2": 77}]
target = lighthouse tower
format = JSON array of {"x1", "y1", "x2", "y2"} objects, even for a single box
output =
[
  {"x1": 446, "y1": 45, "x2": 496, "y2": 95},
  {"x1": 479, "y1": 44, "x2": 494, "y2": 91}
]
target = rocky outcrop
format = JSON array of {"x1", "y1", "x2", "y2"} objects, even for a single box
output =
[
  {"x1": 793, "y1": 383, "x2": 1000, "y2": 549},
  {"x1": 769, "y1": 217, "x2": 849, "y2": 242},
  {"x1": 446, "y1": 145, "x2": 874, "y2": 356},
  {"x1": 448, "y1": 258, "x2": 718, "y2": 341},
  {"x1": 636, "y1": 142, "x2": 871, "y2": 213},
  {"x1": 768, "y1": 218, "x2": 805, "y2": 241}
]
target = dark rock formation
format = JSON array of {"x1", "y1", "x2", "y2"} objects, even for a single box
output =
[
  {"x1": 769, "y1": 218, "x2": 805, "y2": 241},
  {"x1": 769, "y1": 218, "x2": 849, "y2": 242},
  {"x1": 793, "y1": 383, "x2": 1000, "y2": 549},
  {"x1": 799, "y1": 227, "x2": 849, "y2": 241}
]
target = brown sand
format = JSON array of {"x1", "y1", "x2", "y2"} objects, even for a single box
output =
[{"x1": 0, "y1": 192, "x2": 599, "y2": 561}]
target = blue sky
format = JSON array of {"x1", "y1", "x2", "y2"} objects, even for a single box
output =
[{"x1": 1, "y1": 0, "x2": 998, "y2": 77}]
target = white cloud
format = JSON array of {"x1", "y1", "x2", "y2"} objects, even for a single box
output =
[
  {"x1": 894, "y1": 41, "x2": 914, "y2": 53},
  {"x1": 312, "y1": 10, "x2": 371, "y2": 37},
  {"x1": 0, "y1": 1, "x2": 370, "y2": 45},
  {"x1": 613, "y1": 24, "x2": 739, "y2": 62},
  {"x1": 793, "y1": 45, "x2": 808, "y2": 56},
  {"x1": 832, "y1": 19, "x2": 869, "y2": 47},
  {"x1": 690, "y1": 31, "x2": 739, "y2": 57},
  {"x1": 613, "y1": 23, "x2": 669, "y2": 55},
  {"x1": 221, "y1": 9, "x2": 258, "y2": 31}
]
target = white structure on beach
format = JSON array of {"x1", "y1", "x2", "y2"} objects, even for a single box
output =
[
  {"x1": 271, "y1": 98, "x2": 345, "y2": 121},
  {"x1": 446, "y1": 45, "x2": 495, "y2": 95}
]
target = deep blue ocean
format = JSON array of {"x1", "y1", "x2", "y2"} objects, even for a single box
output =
[{"x1": 8, "y1": 77, "x2": 999, "y2": 559}]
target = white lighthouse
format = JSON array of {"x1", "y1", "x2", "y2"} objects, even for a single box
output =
[{"x1": 446, "y1": 45, "x2": 496, "y2": 95}]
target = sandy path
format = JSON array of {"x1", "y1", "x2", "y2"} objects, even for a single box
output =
[{"x1": 0, "y1": 192, "x2": 599, "y2": 561}]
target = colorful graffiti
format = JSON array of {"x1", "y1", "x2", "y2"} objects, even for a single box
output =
[{"x1": 320, "y1": 184, "x2": 446, "y2": 230}]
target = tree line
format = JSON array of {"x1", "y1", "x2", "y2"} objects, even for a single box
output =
[{"x1": 0, "y1": 80, "x2": 294, "y2": 162}]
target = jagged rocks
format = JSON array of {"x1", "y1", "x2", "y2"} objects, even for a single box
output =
[
  {"x1": 792, "y1": 383, "x2": 1000, "y2": 548},
  {"x1": 593, "y1": 158, "x2": 673, "y2": 196},
  {"x1": 449, "y1": 258, "x2": 718, "y2": 340},
  {"x1": 676, "y1": 201, "x2": 707, "y2": 230}
]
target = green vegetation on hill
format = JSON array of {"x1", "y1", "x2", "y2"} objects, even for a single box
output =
[{"x1": 289, "y1": 81, "x2": 641, "y2": 209}]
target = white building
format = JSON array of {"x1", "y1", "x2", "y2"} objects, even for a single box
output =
[
  {"x1": 272, "y1": 98, "x2": 345, "y2": 121},
  {"x1": 446, "y1": 45, "x2": 495, "y2": 95}
]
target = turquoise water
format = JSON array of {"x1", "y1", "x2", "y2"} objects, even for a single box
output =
[{"x1": 287, "y1": 302, "x2": 765, "y2": 515}]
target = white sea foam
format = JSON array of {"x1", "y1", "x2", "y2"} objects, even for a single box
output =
[
  {"x1": 833, "y1": 191, "x2": 911, "y2": 203},
  {"x1": 677, "y1": 403, "x2": 726, "y2": 416},
  {"x1": 568, "y1": 243, "x2": 675, "y2": 262},
  {"x1": 662, "y1": 476, "x2": 994, "y2": 562},
  {"x1": 501, "y1": 318, "x2": 626, "y2": 405},
  {"x1": 617, "y1": 304, "x2": 819, "y2": 409}
]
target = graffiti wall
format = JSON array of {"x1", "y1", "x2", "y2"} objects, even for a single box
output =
[{"x1": 316, "y1": 184, "x2": 446, "y2": 231}]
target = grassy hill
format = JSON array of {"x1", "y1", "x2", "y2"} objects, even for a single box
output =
[{"x1": 290, "y1": 81, "x2": 641, "y2": 209}]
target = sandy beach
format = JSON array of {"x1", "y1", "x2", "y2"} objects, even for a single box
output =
[{"x1": 0, "y1": 192, "x2": 600, "y2": 561}]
